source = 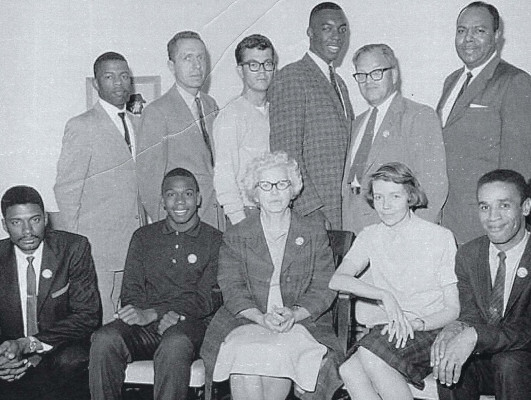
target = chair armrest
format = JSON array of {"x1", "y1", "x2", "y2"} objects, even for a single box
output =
[{"x1": 335, "y1": 292, "x2": 353, "y2": 353}]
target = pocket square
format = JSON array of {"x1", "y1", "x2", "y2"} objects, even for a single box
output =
[
  {"x1": 469, "y1": 103, "x2": 488, "y2": 108},
  {"x1": 51, "y1": 283, "x2": 70, "y2": 299}
]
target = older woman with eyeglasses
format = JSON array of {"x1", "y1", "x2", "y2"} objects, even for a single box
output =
[{"x1": 201, "y1": 151, "x2": 342, "y2": 400}]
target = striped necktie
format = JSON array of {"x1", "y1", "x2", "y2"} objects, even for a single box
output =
[
  {"x1": 194, "y1": 97, "x2": 214, "y2": 167},
  {"x1": 488, "y1": 251, "x2": 506, "y2": 324}
]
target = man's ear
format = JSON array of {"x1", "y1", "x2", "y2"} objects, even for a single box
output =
[
  {"x1": 1, "y1": 219, "x2": 6, "y2": 233},
  {"x1": 307, "y1": 26, "x2": 313, "y2": 39},
  {"x1": 196, "y1": 193, "x2": 202, "y2": 208},
  {"x1": 522, "y1": 197, "x2": 531, "y2": 217},
  {"x1": 167, "y1": 59, "x2": 175, "y2": 75},
  {"x1": 237, "y1": 65, "x2": 244, "y2": 81},
  {"x1": 92, "y1": 77, "x2": 100, "y2": 93}
]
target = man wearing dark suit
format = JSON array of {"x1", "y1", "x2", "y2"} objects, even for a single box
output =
[
  {"x1": 137, "y1": 31, "x2": 223, "y2": 231},
  {"x1": 431, "y1": 170, "x2": 531, "y2": 400},
  {"x1": 268, "y1": 2, "x2": 354, "y2": 230},
  {"x1": 437, "y1": 1, "x2": 531, "y2": 245},
  {"x1": 0, "y1": 186, "x2": 101, "y2": 400},
  {"x1": 54, "y1": 52, "x2": 144, "y2": 323},
  {"x1": 343, "y1": 44, "x2": 448, "y2": 235}
]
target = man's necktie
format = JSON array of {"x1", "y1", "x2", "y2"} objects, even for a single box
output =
[
  {"x1": 194, "y1": 97, "x2": 214, "y2": 167},
  {"x1": 449, "y1": 71, "x2": 473, "y2": 116},
  {"x1": 348, "y1": 107, "x2": 379, "y2": 185},
  {"x1": 118, "y1": 112, "x2": 132, "y2": 153},
  {"x1": 26, "y1": 256, "x2": 38, "y2": 336},
  {"x1": 488, "y1": 251, "x2": 506, "y2": 324},
  {"x1": 329, "y1": 64, "x2": 345, "y2": 112}
]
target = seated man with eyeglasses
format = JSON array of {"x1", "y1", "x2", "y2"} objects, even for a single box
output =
[
  {"x1": 213, "y1": 34, "x2": 276, "y2": 226},
  {"x1": 342, "y1": 43, "x2": 448, "y2": 235}
]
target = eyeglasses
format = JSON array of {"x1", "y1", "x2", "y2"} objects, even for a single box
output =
[
  {"x1": 256, "y1": 180, "x2": 292, "y2": 191},
  {"x1": 239, "y1": 60, "x2": 276, "y2": 72},
  {"x1": 353, "y1": 67, "x2": 393, "y2": 83}
]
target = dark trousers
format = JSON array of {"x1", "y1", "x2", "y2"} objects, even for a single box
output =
[
  {"x1": 437, "y1": 350, "x2": 531, "y2": 400},
  {"x1": 0, "y1": 341, "x2": 90, "y2": 400},
  {"x1": 89, "y1": 318, "x2": 206, "y2": 400}
]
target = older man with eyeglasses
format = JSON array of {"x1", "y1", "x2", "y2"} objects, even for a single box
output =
[{"x1": 342, "y1": 43, "x2": 448, "y2": 235}]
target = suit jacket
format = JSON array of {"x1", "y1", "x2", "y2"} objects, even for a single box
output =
[
  {"x1": 136, "y1": 84, "x2": 222, "y2": 230},
  {"x1": 437, "y1": 57, "x2": 531, "y2": 244},
  {"x1": 54, "y1": 102, "x2": 143, "y2": 273},
  {"x1": 269, "y1": 54, "x2": 354, "y2": 229},
  {"x1": 455, "y1": 235, "x2": 531, "y2": 354},
  {"x1": 0, "y1": 230, "x2": 101, "y2": 347},
  {"x1": 201, "y1": 212, "x2": 342, "y2": 400},
  {"x1": 342, "y1": 93, "x2": 448, "y2": 234}
]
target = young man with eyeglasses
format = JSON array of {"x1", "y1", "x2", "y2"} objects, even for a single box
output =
[
  {"x1": 342, "y1": 43, "x2": 448, "y2": 235},
  {"x1": 213, "y1": 34, "x2": 276, "y2": 225}
]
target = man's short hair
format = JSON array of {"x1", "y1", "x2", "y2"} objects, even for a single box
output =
[
  {"x1": 235, "y1": 34, "x2": 276, "y2": 65},
  {"x1": 309, "y1": 2, "x2": 343, "y2": 24},
  {"x1": 1, "y1": 186, "x2": 45, "y2": 217},
  {"x1": 477, "y1": 169, "x2": 530, "y2": 204},
  {"x1": 93, "y1": 52, "x2": 127, "y2": 78},
  {"x1": 162, "y1": 168, "x2": 199, "y2": 192},
  {"x1": 365, "y1": 162, "x2": 428, "y2": 210},
  {"x1": 459, "y1": 1, "x2": 500, "y2": 32},
  {"x1": 352, "y1": 44, "x2": 399, "y2": 69},
  {"x1": 167, "y1": 31, "x2": 204, "y2": 61}
]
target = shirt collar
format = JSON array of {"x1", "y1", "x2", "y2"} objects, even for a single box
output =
[
  {"x1": 464, "y1": 51, "x2": 497, "y2": 78},
  {"x1": 162, "y1": 217, "x2": 201, "y2": 237},
  {"x1": 14, "y1": 240, "x2": 44, "y2": 265},
  {"x1": 307, "y1": 51, "x2": 334, "y2": 82},
  {"x1": 489, "y1": 229, "x2": 530, "y2": 259},
  {"x1": 370, "y1": 90, "x2": 397, "y2": 116},
  {"x1": 175, "y1": 84, "x2": 200, "y2": 110},
  {"x1": 99, "y1": 98, "x2": 125, "y2": 117}
]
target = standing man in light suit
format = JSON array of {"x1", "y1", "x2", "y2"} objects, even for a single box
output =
[
  {"x1": 437, "y1": 1, "x2": 531, "y2": 245},
  {"x1": 137, "y1": 31, "x2": 223, "y2": 231},
  {"x1": 54, "y1": 52, "x2": 144, "y2": 324},
  {"x1": 343, "y1": 44, "x2": 447, "y2": 235},
  {"x1": 268, "y1": 2, "x2": 354, "y2": 230}
]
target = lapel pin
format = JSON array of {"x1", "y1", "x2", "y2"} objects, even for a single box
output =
[
  {"x1": 188, "y1": 254, "x2": 197, "y2": 264},
  {"x1": 382, "y1": 130, "x2": 390, "y2": 138},
  {"x1": 516, "y1": 267, "x2": 528, "y2": 279},
  {"x1": 42, "y1": 269, "x2": 53, "y2": 279},
  {"x1": 295, "y1": 237, "x2": 304, "y2": 246}
]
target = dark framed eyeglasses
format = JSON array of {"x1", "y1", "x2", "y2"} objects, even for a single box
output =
[
  {"x1": 239, "y1": 60, "x2": 276, "y2": 72},
  {"x1": 255, "y1": 180, "x2": 291, "y2": 191},
  {"x1": 353, "y1": 67, "x2": 393, "y2": 83}
]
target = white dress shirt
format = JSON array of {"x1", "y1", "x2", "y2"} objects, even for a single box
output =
[{"x1": 99, "y1": 98, "x2": 136, "y2": 159}]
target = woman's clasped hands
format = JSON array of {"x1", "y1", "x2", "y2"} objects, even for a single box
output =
[{"x1": 261, "y1": 306, "x2": 296, "y2": 333}]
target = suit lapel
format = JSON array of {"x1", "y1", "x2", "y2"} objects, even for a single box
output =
[
  {"x1": 169, "y1": 85, "x2": 198, "y2": 132},
  {"x1": 281, "y1": 213, "x2": 308, "y2": 273},
  {"x1": 436, "y1": 68, "x2": 462, "y2": 116},
  {"x1": 344, "y1": 112, "x2": 367, "y2": 181},
  {"x1": 0, "y1": 245, "x2": 24, "y2": 334},
  {"x1": 302, "y1": 54, "x2": 348, "y2": 129},
  {"x1": 248, "y1": 217, "x2": 274, "y2": 275},
  {"x1": 365, "y1": 94, "x2": 402, "y2": 175},
  {"x1": 505, "y1": 237, "x2": 531, "y2": 317},
  {"x1": 475, "y1": 238, "x2": 493, "y2": 318},
  {"x1": 93, "y1": 102, "x2": 133, "y2": 158},
  {"x1": 445, "y1": 57, "x2": 500, "y2": 127},
  {"x1": 37, "y1": 240, "x2": 60, "y2": 314}
]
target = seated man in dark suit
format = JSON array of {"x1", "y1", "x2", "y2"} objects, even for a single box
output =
[
  {"x1": 89, "y1": 168, "x2": 222, "y2": 400},
  {"x1": 432, "y1": 169, "x2": 531, "y2": 400},
  {"x1": 0, "y1": 186, "x2": 101, "y2": 400}
]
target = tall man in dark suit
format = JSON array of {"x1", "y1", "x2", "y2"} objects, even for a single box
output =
[
  {"x1": 437, "y1": 1, "x2": 531, "y2": 245},
  {"x1": 431, "y1": 170, "x2": 531, "y2": 400},
  {"x1": 0, "y1": 186, "x2": 101, "y2": 400},
  {"x1": 54, "y1": 52, "x2": 144, "y2": 323},
  {"x1": 137, "y1": 31, "x2": 223, "y2": 231},
  {"x1": 343, "y1": 44, "x2": 448, "y2": 235},
  {"x1": 268, "y1": 2, "x2": 354, "y2": 230}
]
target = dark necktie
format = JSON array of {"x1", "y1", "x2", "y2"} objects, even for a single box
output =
[
  {"x1": 26, "y1": 256, "x2": 38, "y2": 336},
  {"x1": 118, "y1": 112, "x2": 132, "y2": 153},
  {"x1": 488, "y1": 251, "x2": 506, "y2": 324},
  {"x1": 329, "y1": 64, "x2": 345, "y2": 112},
  {"x1": 450, "y1": 71, "x2": 473, "y2": 115},
  {"x1": 348, "y1": 107, "x2": 379, "y2": 184},
  {"x1": 194, "y1": 97, "x2": 214, "y2": 167}
]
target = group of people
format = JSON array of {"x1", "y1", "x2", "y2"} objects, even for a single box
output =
[{"x1": 0, "y1": 1, "x2": 530, "y2": 400}]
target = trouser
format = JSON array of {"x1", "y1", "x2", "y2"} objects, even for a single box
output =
[
  {"x1": 0, "y1": 341, "x2": 90, "y2": 400},
  {"x1": 437, "y1": 350, "x2": 531, "y2": 400},
  {"x1": 89, "y1": 318, "x2": 206, "y2": 400}
]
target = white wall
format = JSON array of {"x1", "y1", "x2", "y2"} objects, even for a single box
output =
[{"x1": 1, "y1": 0, "x2": 530, "y2": 237}]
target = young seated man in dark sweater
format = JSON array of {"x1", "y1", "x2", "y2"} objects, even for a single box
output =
[{"x1": 89, "y1": 167, "x2": 223, "y2": 400}]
